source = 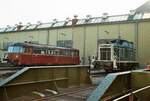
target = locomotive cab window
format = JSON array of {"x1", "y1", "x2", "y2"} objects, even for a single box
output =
[{"x1": 100, "y1": 48, "x2": 111, "y2": 60}]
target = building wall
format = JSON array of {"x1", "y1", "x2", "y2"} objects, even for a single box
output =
[
  {"x1": 119, "y1": 23, "x2": 135, "y2": 42},
  {"x1": 98, "y1": 23, "x2": 135, "y2": 42},
  {"x1": 84, "y1": 26, "x2": 97, "y2": 64},
  {"x1": 98, "y1": 24, "x2": 119, "y2": 39},
  {"x1": 138, "y1": 21, "x2": 150, "y2": 65},
  {"x1": 0, "y1": 20, "x2": 150, "y2": 66},
  {"x1": 37, "y1": 30, "x2": 48, "y2": 44},
  {"x1": 72, "y1": 27, "x2": 84, "y2": 64},
  {"x1": 49, "y1": 29, "x2": 57, "y2": 45}
]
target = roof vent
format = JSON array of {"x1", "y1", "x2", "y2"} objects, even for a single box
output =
[
  {"x1": 102, "y1": 13, "x2": 109, "y2": 19},
  {"x1": 19, "y1": 22, "x2": 22, "y2": 25},
  {"x1": 65, "y1": 17, "x2": 70, "y2": 25},
  {"x1": 53, "y1": 19, "x2": 58, "y2": 23},
  {"x1": 130, "y1": 10, "x2": 136, "y2": 15},
  {"x1": 86, "y1": 15, "x2": 92, "y2": 19},
  {"x1": 37, "y1": 21, "x2": 42, "y2": 25},
  {"x1": 7, "y1": 25, "x2": 11, "y2": 28},
  {"x1": 65, "y1": 17, "x2": 70, "y2": 22},
  {"x1": 16, "y1": 22, "x2": 23, "y2": 30},
  {"x1": 85, "y1": 15, "x2": 92, "y2": 22},
  {"x1": 27, "y1": 22, "x2": 31, "y2": 26},
  {"x1": 72, "y1": 15, "x2": 78, "y2": 26},
  {"x1": 73, "y1": 15, "x2": 78, "y2": 19}
]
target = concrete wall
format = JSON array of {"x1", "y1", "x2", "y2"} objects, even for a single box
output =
[{"x1": 0, "y1": 20, "x2": 149, "y2": 66}]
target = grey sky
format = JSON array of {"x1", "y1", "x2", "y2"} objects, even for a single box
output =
[{"x1": 0, "y1": 0, "x2": 147, "y2": 27}]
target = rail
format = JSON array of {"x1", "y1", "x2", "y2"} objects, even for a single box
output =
[
  {"x1": 113, "y1": 85, "x2": 150, "y2": 101},
  {"x1": 87, "y1": 70, "x2": 150, "y2": 101}
]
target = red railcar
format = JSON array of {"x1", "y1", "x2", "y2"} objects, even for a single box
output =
[{"x1": 4, "y1": 42, "x2": 80, "y2": 66}]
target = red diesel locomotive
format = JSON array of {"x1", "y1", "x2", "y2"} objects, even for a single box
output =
[{"x1": 4, "y1": 42, "x2": 80, "y2": 66}]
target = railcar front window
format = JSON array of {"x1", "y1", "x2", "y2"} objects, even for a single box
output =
[
  {"x1": 8, "y1": 46, "x2": 13, "y2": 52},
  {"x1": 8, "y1": 46, "x2": 24, "y2": 53}
]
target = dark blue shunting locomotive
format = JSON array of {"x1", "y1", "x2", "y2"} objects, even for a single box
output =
[{"x1": 92, "y1": 39, "x2": 139, "y2": 72}]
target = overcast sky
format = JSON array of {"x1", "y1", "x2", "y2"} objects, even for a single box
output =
[{"x1": 0, "y1": 0, "x2": 147, "y2": 27}]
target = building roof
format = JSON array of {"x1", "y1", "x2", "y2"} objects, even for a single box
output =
[
  {"x1": 0, "y1": 12, "x2": 150, "y2": 33},
  {"x1": 136, "y1": 0, "x2": 150, "y2": 13}
]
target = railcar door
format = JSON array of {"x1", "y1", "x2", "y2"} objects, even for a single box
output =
[
  {"x1": 32, "y1": 48, "x2": 49, "y2": 65},
  {"x1": 20, "y1": 47, "x2": 33, "y2": 65},
  {"x1": 32, "y1": 48, "x2": 42, "y2": 65}
]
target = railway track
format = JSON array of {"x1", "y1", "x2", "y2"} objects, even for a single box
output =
[
  {"x1": 36, "y1": 86, "x2": 96, "y2": 101},
  {"x1": 0, "y1": 67, "x2": 22, "y2": 81},
  {"x1": 10, "y1": 85, "x2": 96, "y2": 101},
  {"x1": 0, "y1": 65, "x2": 110, "y2": 101}
]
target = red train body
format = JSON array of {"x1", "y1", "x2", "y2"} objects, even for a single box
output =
[{"x1": 4, "y1": 42, "x2": 80, "y2": 66}]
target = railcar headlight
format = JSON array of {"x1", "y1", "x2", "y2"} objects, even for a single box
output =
[{"x1": 15, "y1": 55, "x2": 19, "y2": 58}]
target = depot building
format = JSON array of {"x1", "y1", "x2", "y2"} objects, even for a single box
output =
[{"x1": 0, "y1": 1, "x2": 150, "y2": 66}]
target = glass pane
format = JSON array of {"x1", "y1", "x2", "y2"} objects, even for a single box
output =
[
  {"x1": 0, "y1": 28, "x2": 6, "y2": 32},
  {"x1": 94, "y1": 17, "x2": 102, "y2": 23},
  {"x1": 108, "y1": 16, "x2": 118, "y2": 22},
  {"x1": 13, "y1": 27, "x2": 18, "y2": 31},
  {"x1": 53, "y1": 21, "x2": 65, "y2": 27},
  {"x1": 20, "y1": 26, "x2": 28, "y2": 30},
  {"x1": 37, "y1": 23, "x2": 52, "y2": 29},
  {"x1": 26, "y1": 24, "x2": 37, "y2": 30},
  {"x1": 76, "y1": 19, "x2": 86, "y2": 24},
  {"x1": 108, "y1": 15, "x2": 128, "y2": 22},
  {"x1": 66, "y1": 20, "x2": 72, "y2": 26},
  {"x1": 143, "y1": 13, "x2": 150, "y2": 19},
  {"x1": 133, "y1": 13, "x2": 143, "y2": 20},
  {"x1": 120, "y1": 15, "x2": 129, "y2": 21},
  {"x1": 85, "y1": 19, "x2": 94, "y2": 24},
  {"x1": 90, "y1": 18, "x2": 97, "y2": 23},
  {"x1": 5, "y1": 27, "x2": 15, "y2": 32}
]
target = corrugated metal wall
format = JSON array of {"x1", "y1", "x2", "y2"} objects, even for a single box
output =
[
  {"x1": 0, "y1": 21, "x2": 149, "y2": 66},
  {"x1": 138, "y1": 21, "x2": 150, "y2": 65}
]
